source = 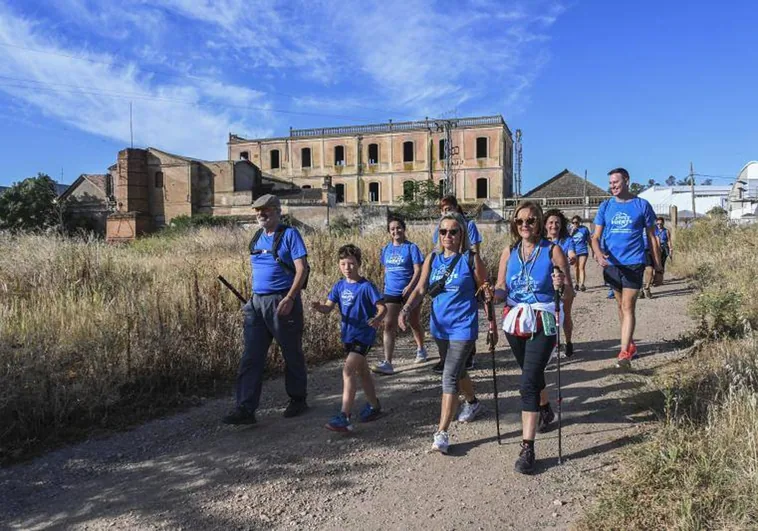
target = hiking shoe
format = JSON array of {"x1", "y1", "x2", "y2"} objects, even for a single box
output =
[
  {"x1": 565, "y1": 341, "x2": 574, "y2": 358},
  {"x1": 537, "y1": 403, "x2": 555, "y2": 433},
  {"x1": 222, "y1": 406, "x2": 257, "y2": 425},
  {"x1": 432, "y1": 360, "x2": 445, "y2": 373},
  {"x1": 415, "y1": 347, "x2": 428, "y2": 363},
  {"x1": 616, "y1": 350, "x2": 633, "y2": 370},
  {"x1": 644, "y1": 288, "x2": 653, "y2": 300},
  {"x1": 580, "y1": 284, "x2": 586, "y2": 292},
  {"x1": 283, "y1": 398, "x2": 308, "y2": 418},
  {"x1": 639, "y1": 290, "x2": 646, "y2": 299},
  {"x1": 325, "y1": 412, "x2": 353, "y2": 433},
  {"x1": 359, "y1": 401, "x2": 382, "y2": 423},
  {"x1": 574, "y1": 284, "x2": 580, "y2": 292},
  {"x1": 607, "y1": 289, "x2": 615, "y2": 299},
  {"x1": 371, "y1": 360, "x2": 395, "y2": 375},
  {"x1": 514, "y1": 442, "x2": 536, "y2": 474},
  {"x1": 431, "y1": 430, "x2": 450, "y2": 454},
  {"x1": 629, "y1": 341, "x2": 639, "y2": 360},
  {"x1": 457, "y1": 400, "x2": 483, "y2": 423}
]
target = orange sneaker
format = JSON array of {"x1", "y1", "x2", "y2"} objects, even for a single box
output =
[
  {"x1": 629, "y1": 341, "x2": 639, "y2": 360},
  {"x1": 616, "y1": 350, "x2": 633, "y2": 370}
]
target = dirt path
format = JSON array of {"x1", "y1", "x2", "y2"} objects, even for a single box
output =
[{"x1": 1, "y1": 261, "x2": 695, "y2": 530}]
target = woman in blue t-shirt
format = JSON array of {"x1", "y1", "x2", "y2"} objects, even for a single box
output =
[
  {"x1": 569, "y1": 215, "x2": 591, "y2": 292},
  {"x1": 591, "y1": 167, "x2": 662, "y2": 370},
  {"x1": 371, "y1": 215, "x2": 426, "y2": 376},
  {"x1": 545, "y1": 209, "x2": 575, "y2": 358},
  {"x1": 399, "y1": 212, "x2": 496, "y2": 455},
  {"x1": 654, "y1": 217, "x2": 673, "y2": 273},
  {"x1": 494, "y1": 201, "x2": 572, "y2": 474}
]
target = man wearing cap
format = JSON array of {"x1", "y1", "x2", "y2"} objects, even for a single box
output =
[{"x1": 223, "y1": 194, "x2": 310, "y2": 424}]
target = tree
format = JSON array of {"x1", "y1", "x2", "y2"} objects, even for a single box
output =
[
  {"x1": 394, "y1": 179, "x2": 442, "y2": 217},
  {"x1": 707, "y1": 206, "x2": 727, "y2": 218},
  {"x1": 647, "y1": 178, "x2": 659, "y2": 188},
  {"x1": 0, "y1": 173, "x2": 59, "y2": 231},
  {"x1": 665, "y1": 175, "x2": 677, "y2": 186},
  {"x1": 702, "y1": 178, "x2": 713, "y2": 186},
  {"x1": 630, "y1": 182, "x2": 646, "y2": 194}
]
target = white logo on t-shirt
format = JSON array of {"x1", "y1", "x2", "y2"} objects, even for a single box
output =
[
  {"x1": 341, "y1": 289, "x2": 354, "y2": 307},
  {"x1": 610, "y1": 211, "x2": 632, "y2": 230}
]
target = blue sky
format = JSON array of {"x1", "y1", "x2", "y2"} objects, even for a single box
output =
[{"x1": 0, "y1": 0, "x2": 755, "y2": 190}]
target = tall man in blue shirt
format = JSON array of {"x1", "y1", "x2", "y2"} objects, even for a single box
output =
[{"x1": 223, "y1": 194, "x2": 310, "y2": 424}]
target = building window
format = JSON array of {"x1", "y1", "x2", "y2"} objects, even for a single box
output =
[
  {"x1": 239, "y1": 151, "x2": 249, "y2": 161},
  {"x1": 301, "y1": 147, "x2": 312, "y2": 168},
  {"x1": 270, "y1": 149, "x2": 281, "y2": 169},
  {"x1": 403, "y1": 181, "x2": 415, "y2": 201},
  {"x1": 439, "y1": 179, "x2": 445, "y2": 197},
  {"x1": 476, "y1": 137, "x2": 488, "y2": 158},
  {"x1": 368, "y1": 143, "x2": 379, "y2": 164},
  {"x1": 335, "y1": 183, "x2": 345, "y2": 203},
  {"x1": 476, "y1": 177, "x2": 488, "y2": 199},
  {"x1": 154, "y1": 171, "x2": 164, "y2": 188},
  {"x1": 302, "y1": 185, "x2": 312, "y2": 189},
  {"x1": 369, "y1": 182, "x2": 380, "y2": 202},
  {"x1": 439, "y1": 139, "x2": 447, "y2": 160},
  {"x1": 335, "y1": 145, "x2": 345, "y2": 166},
  {"x1": 403, "y1": 141, "x2": 414, "y2": 163}
]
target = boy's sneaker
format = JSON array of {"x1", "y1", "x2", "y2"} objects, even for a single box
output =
[
  {"x1": 537, "y1": 403, "x2": 555, "y2": 433},
  {"x1": 359, "y1": 402, "x2": 382, "y2": 423},
  {"x1": 432, "y1": 360, "x2": 445, "y2": 373},
  {"x1": 222, "y1": 406, "x2": 257, "y2": 425},
  {"x1": 325, "y1": 412, "x2": 353, "y2": 433},
  {"x1": 414, "y1": 347, "x2": 428, "y2": 363},
  {"x1": 616, "y1": 350, "x2": 633, "y2": 370},
  {"x1": 431, "y1": 430, "x2": 450, "y2": 454},
  {"x1": 371, "y1": 360, "x2": 395, "y2": 375},
  {"x1": 457, "y1": 400, "x2": 483, "y2": 423},
  {"x1": 514, "y1": 442, "x2": 536, "y2": 474},
  {"x1": 283, "y1": 398, "x2": 308, "y2": 418}
]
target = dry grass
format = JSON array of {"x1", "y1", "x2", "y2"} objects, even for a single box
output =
[{"x1": 0, "y1": 224, "x2": 506, "y2": 463}]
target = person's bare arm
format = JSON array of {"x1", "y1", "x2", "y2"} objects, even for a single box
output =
[
  {"x1": 278, "y1": 257, "x2": 308, "y2": 316},
  {"x1": 402, "y1": 263, "x2": 422, "y2": 298},
  {"x1": 590, "y1": 225, "x2": 608, "y2": 267},
  {"x1": 551, "y1": 246, "x2": 575, "y2": 301},
  {"x1": 311, "y1": 298, "x2": 336, "y2": 314},
  {"x1": 399, "y1": 254, "x2": 433, "y2": 331}
]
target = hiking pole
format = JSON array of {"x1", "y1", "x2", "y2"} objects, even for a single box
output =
[
  {"x1": 552, "y1": 266, "x2": 563, "y2": 465},
  {"x1": 217, "y1": 275, "x2": 247, "y2": 304},
  {"x1": 487, "y1": 298, "x2": 501, "y2": 445}
]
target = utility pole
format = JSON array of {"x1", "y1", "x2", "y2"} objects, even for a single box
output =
[
  {"x1": 583, "y1": 169, "x2": 588, "y2": 219},
  {"x1": 129, "y1": 102, "x2": 134, "y2": 148},
  {"x1": 513, "y1": 129, "x2": 523, "y2": 199},
  {"x1": 690, "y1": 162, "x2": 696, "y2": 219}
]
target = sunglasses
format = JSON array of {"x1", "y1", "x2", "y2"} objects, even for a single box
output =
[
  {"x1": 572, "y1": 220, "x2": 580, "y2": 224},
  {"x1": 515, "y1": 217, "x2": 537, "y2": 227},
  {"x1": 438, "y1": 228, "x2": 459, "y2": 236}
]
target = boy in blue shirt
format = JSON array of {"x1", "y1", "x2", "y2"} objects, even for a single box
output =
[{"x1": 311, "y1": 244, "x2": 386, "y2": 432}]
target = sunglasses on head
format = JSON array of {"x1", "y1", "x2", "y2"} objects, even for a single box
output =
[
  {"x1": 438, "y1": 228, "x2": 459, "y2": 236},
  {"x1": 515, "y1": 217, "x2": 537, "y2": 227}
]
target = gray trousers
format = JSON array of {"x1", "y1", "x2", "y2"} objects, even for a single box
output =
[
  {"x1": 236, "y1": 293, "x2": 307, "y2": 412},
  {"x1": 436, "y1": 338, "x2": 476, "y2": 394}
]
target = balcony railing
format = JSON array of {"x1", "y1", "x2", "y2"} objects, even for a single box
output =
[
  {"x1": 290, "y1": 115, "x2": 504, "y2": 138},
  {"x1": 503, "y1": 196, "x2": 609, "y2": 208}
]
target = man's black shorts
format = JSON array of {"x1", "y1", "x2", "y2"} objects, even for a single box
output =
[
  {"x1": 604, "y1": 264, "x2": 645, "y2": 291},
  {"x1": 343, "y1": 342, "x2": 372, "y2": 356},
  {"x1": 383, "y1": 293, "x2": 405, "y2": 304}
]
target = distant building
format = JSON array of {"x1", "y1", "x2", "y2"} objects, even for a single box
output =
[
  {"x1": 638, "y1": 185, "x2": 731, "y2": 219},
  {"x1": 228, "y1": 115, "x2": 514, "y2": 207},
  {"x1": 58, "y1": 174, "x2": 111, "y2": 233},
  {"x1": 727, "y1": 161, "x2": 758, "y2": 223}
]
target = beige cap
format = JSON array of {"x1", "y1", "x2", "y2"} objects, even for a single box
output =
[{"x1": 252, "y1": 194, "x2": 280, "y2": 209}]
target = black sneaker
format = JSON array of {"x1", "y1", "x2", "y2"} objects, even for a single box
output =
[
  {"x1": 432, "y1": 360, "x2": 445, "y2": 373},
  {"x1": 283, "y1": 398, "x2": 308, "y2": 418},
  {"x1": 514, "y1": 442, "x2": 536, "y2": 475},
  {"x1": 222, "y1": 406, "x2": 257, "y2": 425},
  {"x1": 537, "y1": 403, "x2": 555, "y2": 433},
  {"x1": 565, "y1": 341, "x2": 574, "y2": 358}
]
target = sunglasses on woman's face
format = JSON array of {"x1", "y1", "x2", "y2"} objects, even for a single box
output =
[
  {"x1": 515, "y1": 217, "x2": 537, "y2": 227},
  {"x1": 572, "y1": 220, "x2": 580, "y2": 224},
  {"x1": 438, "y1": 228, "x2": 459, "y2": 236}
]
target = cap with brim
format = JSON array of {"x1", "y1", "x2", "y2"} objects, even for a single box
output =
[{"x1": 252, "y1": 194, "x2": 280, "y2": 209}]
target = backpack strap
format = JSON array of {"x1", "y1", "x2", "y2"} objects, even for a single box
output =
[
  {"x1": 271, "y1": 226, "x2": 296, "y2": 275},
  {"x1": 249, "y1": 228, "x2": 264, "y2": 255}
]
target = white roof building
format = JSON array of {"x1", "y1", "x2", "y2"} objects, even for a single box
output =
[
  {"x1": 638, "y1": 185, "x2": 731, "y2": 219},
  {"x1": 727, "y1": 161, "x2": 758, "y2": 223}
]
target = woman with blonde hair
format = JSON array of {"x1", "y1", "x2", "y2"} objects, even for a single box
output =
[
  {"x1": 495, "y1": 201, "x2": 573, "y2": 474},
  {"x1": 400, "y1": 212, "x2": 496, "y2": 454}
]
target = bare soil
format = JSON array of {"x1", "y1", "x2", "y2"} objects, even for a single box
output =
[{"x1": 0, "y1": 262, "x2": 695, "y2": 530}]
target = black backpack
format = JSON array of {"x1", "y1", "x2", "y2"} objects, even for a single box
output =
[{"x1": 249, "y1": 225, "x2": 310, "y2": 289}]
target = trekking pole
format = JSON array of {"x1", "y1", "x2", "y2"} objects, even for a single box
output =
[
  {"x1": 552, "y1": 266, "x2": 563, "y2": 465},
  {"x1": 487, "y1": 298, "x2": 501, "y2": 445},
  {"x1": 217, "y1": 275, "x2": 247, "y2": 304}
]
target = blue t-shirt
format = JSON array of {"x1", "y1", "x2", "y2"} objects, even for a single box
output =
[
  {"x1": 553, "y1": 236, "x2": 575, "y2": 257},
  {"x1": 432, "y1": 219, "x2": 482, "y2": 246},
  {"x1": 655, "y1": 227, "x2": 670, "y2": 251},
  {"x1": 506, "y1": 239, "x2": 555, "y2": 305},
  {"x1": 251, "y1": 226, "x2": 308, "y2": 294},
  {"x1": 429, "y1": 251, "x2": 478, "y2": 340},
  {"x1": 570, "y1": 225, "x2": 591, "y2": 255},
  {"x1": 381, "y1": 241, "x2": 424, "y2": 296},
  {"x1": 328, "y1": 278, "x2": 383, "y2": 345},
  {"x1": 594, "y1": 197, "x2": 656, "y2": 266}
]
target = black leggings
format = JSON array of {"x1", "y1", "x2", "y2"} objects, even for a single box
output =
[{"x1": 505, "y1": 330, "x2": 557, "y2": 412}]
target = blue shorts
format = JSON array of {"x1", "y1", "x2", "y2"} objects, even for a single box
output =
[
  {"x1": 343, "y1": 341, "x2": 371, "y2": 356},
  {"x1": 604, "y1": 264, "x2": 645, "y2": 291}
]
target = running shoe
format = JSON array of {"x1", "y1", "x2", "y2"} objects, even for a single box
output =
[
  {"x1": 607, "y1": 289, "x2": 615, "y2": 299},
  {"x1": 537, "y1": 403, "x2": 555, "y2": 433},
  {"x1": 616, "y1": 350, "x2": 633, "y2": 370},
  {"x1": 565, "y1": 341, "x2": 574, "y2": 358},
  {"x1": 580, "y1": 284, "x2": 587, "y2": 292},
  {"x1": 359, "y1": 401, "x2": 382, "y2": 423},
  {"x1": 574, "y1": 284, "x2": 580, "y2": 292},
  {"x1": 629, "y1": 341, "x2": 639, "y2": 360},
  {"x1": 222, "y1": 406, "x2": 257, "y2": 425},
  {"x1": 415, "y1": 347, "x2": 428, "y2": 363},
  {"x1": 432, "y1": 360, "x2": 445, "y2": 373},
  {"x1": 639, "y1": 290, "x2": 646, "y2": 299},
  {"x1": 431, "y1": 430, "x2": 450, "y2": 454},
  {"x1": 325, "y1": 412, "x2": 353, "y2": 432},
  {"x1": 371, "y1": 360, "x2": 395, "y2": 375},
  {"x1": 457, "y1": 400, "x2": 483, "y2": 423},
  {"x1": 644, "y1": 287, "x2": 653, "y2": 300},
  {"x1": 283, "y1": 398, "x2": 308, "y2": 418},
  {"x1": 514, "y1": 441, "x2": 536, "y2": 474}
]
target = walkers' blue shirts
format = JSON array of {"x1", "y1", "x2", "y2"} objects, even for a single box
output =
[
  {"x1": 432, "y1": 219, "x2": 482, "y2": 246},
  {"x1": 552, "y1": 236, "x2": 575, "y2": 257},
  {"x1": 251, "y1": 226, "x2": 308, "y2": 294},
  {"x1": 328, "y1": 278, "x2": 383, "y2": 345},
  {"x1": 429, "y1": 251, "x2": 478, "y2": 341},
  {"x1": 655, "y1": 227, "x2": 670, "y2": 251},
  {"x1": 380, "y1": 241, "x2": 424, "y2": 296},
  {"x1": 571, "y1": 225, "x2": 591, "y2": 255},
  {"x1": 594, "y1": 197, "x2": 656, "y2": 266},
  {"x1": 506, "y1": 239, "x2": 555, "y2": 305}
]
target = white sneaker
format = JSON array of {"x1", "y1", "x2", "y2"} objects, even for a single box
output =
[
  {"x1": 431, "y1": 430, "x2": 449, "y2": 454},
  {"x1": 414, "y1": 347, "x2": 428, "y2": 363},
  {"x1": 371, "y1": 360, "x2": 395, "y2": 375},
  {"x1": 457, "y1": 400, "x2": 483, "y2": 423}
]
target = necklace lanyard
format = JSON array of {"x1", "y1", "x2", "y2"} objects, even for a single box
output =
[{"x1": 517, "y1": 241, "x2": 541, "y2": 291}]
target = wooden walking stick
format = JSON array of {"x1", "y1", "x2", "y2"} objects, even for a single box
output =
[{"x1": 487, "y1": 299, "x2": 501, "y2": 445}]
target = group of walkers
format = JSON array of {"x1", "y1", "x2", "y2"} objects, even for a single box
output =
[{"x1": 222, "y1": 167, "x2": 666, "y2": 474}]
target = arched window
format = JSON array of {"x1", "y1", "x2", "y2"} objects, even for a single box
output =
[
  {"x1": 270, "y1": 149, "x2": 281, "y2": 169},
  {"x1": 335, "y1": 145, "x2": 345, "y2": 166},
  {"x1": 403, "y1": 181, "x2": 415, "y2": 201},
  {"x1": 154, "y1": 171, "x2": 164, "y2": 188},
  {"x1": 403, "y1": 141, "x2": 414, "y2": 163},
  {"x1": 369, "y1": 182, "x2": 380, "y2": 202},
  {"x1": 239, "y1": 151, "x2": 249, "y2": 161},
  {"x1": 368, "y1": 143, "x2": 379, "y2": 165},
  {"x1": 302, "y1": 185, "x2": 312, "y2": 189},
  {"x1": 301, "y1": 147, "x2": 312, "y2": 168},
  {"x1": 476, "y1": 137, "x2": 488, "y2": 158},
  {"x1": 476, "y1": 177, "x2": 488, "y2": 199},
  {"x1": 335, "y1": 183, "x2": 345, "y2": 203}
]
